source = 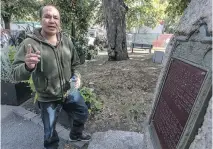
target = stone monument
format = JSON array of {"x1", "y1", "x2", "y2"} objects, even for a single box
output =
[{"x1": 144, "y1": 0, "x2": 212, "y2": 149}]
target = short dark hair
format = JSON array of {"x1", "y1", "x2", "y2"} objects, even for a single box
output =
[{"x1": 39, "y1": 4, "x2": 59, "y2": 19}]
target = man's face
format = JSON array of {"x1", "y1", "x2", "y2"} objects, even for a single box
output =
[{"x1": 41, "y1": 6, "x2": 60, "y2": 36}]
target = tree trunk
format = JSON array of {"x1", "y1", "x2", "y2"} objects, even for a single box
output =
[
  {"x1": 2, "y1": 15, "x2": 11, "y2": 30},
  {"x1": 102, "y1": 0, "x2": 129, "y2": 61},
  {"x1": 71, "y1": 22, "x2": 76, "y2": 38}
]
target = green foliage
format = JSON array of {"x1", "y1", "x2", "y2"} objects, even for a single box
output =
[
  {"x1": 164, "y1": 15, "x2": 181, "y2": 33},
  {"x1": 8, "y1": 46, "x2": 16, "y2": 63},
  {"x1": 166, "y1": 0, "x2": 189, "y2": 17},
  {"x1": 92, "y1": 3, "x2": 104, "y2": 26},
  {"x1": 25, "y1": 76, "x2": 38, "y2": 103},
  {"x1": 1, "y1": 46, "x2": 16, "y2": 83},
  {"x1": 74, "y1": 42, "x2": 87, "y2": 56},
  {"x1": 1, "y1": 0, "x2": 41, "y2": 27},
  {"x1": 71, "y1": 0, "x2": 99, "y2": 38},
  {"x1": 125, "y1": 0, "x2": 169, "y2": 30},
  {"x1": 73, "y1": 37, "x2": 88, "y2": 56},
  {"x1": 80, "y1": 87, "x2": 103, "y2": 113},
  {"x1": 94, "y1": 36, "x2": 107, "y2": 51},
  {"x1": 85, "y1": 45, "x2": 98, "y2": 60},
  {"x1": 124, "y1": 0, "x2": 189, "y2": 33}
]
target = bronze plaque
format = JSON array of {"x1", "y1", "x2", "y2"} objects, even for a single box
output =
[{"x1": 152, "y1": 59, "x2": 207, "y2": 149}]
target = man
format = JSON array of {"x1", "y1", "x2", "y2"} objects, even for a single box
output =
[{"x1": 12, "y1": 5, "x2": 90, "y2": 149}]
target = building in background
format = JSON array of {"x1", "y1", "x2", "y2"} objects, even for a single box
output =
[
  {"x1": 10, "y1": 21, "x2": 41, "y2": 31},
  {"x1": 87, "y1": 26, "x2": 107, "y2": 45},
  {"x1": 126, "y1": 21, "x2": 173, "y2": 48}
]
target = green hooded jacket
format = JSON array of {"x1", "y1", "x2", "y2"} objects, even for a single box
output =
[{"x1": 12, "y1": 28, "x2": 80, "y2": 102}]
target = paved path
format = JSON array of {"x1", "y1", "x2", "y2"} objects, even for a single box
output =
[{"x1": 1, "y1": 105, "x2": 87, "y2": 149}]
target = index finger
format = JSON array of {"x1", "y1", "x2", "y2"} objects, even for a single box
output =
[{"x1": 27, "y1": 44, "x2": 32, "y2": 54}]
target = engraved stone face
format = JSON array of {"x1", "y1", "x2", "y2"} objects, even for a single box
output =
[{"x1": 152, "y1": 59, "x2": 207, "y2": 149}]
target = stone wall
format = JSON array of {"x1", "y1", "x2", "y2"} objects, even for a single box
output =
[{"x1": 189, "y1": 97, "x2": 212, "y2": 149}]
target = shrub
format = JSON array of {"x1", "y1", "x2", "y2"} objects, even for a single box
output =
[
  {"x1": 1, "y1": 46, "x2": 17, "y2": 83},
  {"x1": 80, "y1": 87, "x2": 103, "y2": 114}
]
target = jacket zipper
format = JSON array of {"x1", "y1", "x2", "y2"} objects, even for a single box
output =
[{"x1": 52, "y1": 46, "x2": 65, "y2": 101}]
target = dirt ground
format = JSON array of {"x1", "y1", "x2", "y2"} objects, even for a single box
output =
[
  {"x1": 79, "y1": 50, "x2": 162, "y2": 133},
  {"x1": 22, "y1": 49, "x2": 162, "y2": 135}
]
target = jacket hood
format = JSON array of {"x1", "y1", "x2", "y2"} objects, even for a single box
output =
[{"x1": 27, "y1": 28, "x2": 62, "y2": 44}]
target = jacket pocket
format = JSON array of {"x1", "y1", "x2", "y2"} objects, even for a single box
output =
[
  {"x1": 45, "y1": 75, "x2": 62, "y2": 96},
  {"x1": 32, "y1": 72, "x2": 48, "y2": 93}
]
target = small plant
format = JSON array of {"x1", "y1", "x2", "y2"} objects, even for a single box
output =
[
  {"x1": 73, "y1": 36, "x2": 88, "y2": 57},
  {"x1": 94, "y1": 35, "x2": 107, "y2": 51},
  {"x1": 1, "y1": 46, "x2": 17, "y2": 83},
  {"x1": 8, "y1": 46, "x2": 17, "y2": 63},
  {"x1": 80, "y1": 87, "x2": 103, "y2": 114},
  {"x1": 74, "y1": 41, "x2": 87, "y2": 56},
  {"x1": 86, "y1": 45, "x2": 99, "y2": 60},
  {"x1": 1, "y1": 45, "x2": 38, "y2": 102},
  {"x1": 24, "y1": 76, "x2": 38, "y2": 103}
]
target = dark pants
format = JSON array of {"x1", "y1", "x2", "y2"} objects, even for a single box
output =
[{"x1": 39, "y1": 91, "x2": 89, "y2": 149}]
